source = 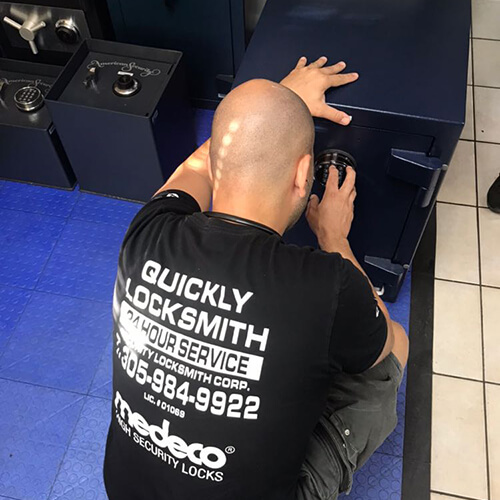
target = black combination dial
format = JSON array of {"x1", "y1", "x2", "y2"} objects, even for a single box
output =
[{"x1": 314, "y1": 149, "x2": 357, "y2": 188}]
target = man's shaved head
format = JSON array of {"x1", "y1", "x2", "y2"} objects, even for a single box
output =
[{"x1": 210, "y1": 80, "x2": 315, "y2": 210}]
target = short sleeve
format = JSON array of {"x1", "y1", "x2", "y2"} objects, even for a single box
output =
[
  {"x1": 329, "y1": 259, "x2": 388, "y2": 374},
  {"x1": 122, "y1": 189, "x2": 201, "y2": 246}
]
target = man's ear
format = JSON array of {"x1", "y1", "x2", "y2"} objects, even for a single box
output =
[{"x1": 295, "y1": 153, "x2": 312, "y2": 198}]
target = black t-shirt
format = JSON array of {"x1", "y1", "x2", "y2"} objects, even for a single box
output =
[{"x1": 103, "y1": 190, "x2": 387, "y2": 500}]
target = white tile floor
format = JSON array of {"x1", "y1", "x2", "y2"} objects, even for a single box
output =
[{"x1": 431, "y1": 7, "x2": 500, "y2": 498}]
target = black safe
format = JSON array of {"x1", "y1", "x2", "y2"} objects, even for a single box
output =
[
  {"x1": 0, "y1": 0, "x2": 114, "y2": 189},
  {"x1": 0, "y1": 0, "x2": 114, "y2": 65},
  {"x1": 0, "y1": 59, "x2": 75, "y2": 188},
  {"x1": 45, "y1": 39, "x2": 196, "y2": 202},
  {"x1": 233, "y1": 0, "x2": 471, "y2": 301}
]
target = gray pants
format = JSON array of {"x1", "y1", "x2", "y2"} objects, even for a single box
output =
[{"x1": 297, "y1": 353, "x2": 404, "y2": 499}]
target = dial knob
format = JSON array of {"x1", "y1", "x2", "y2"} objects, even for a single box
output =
[
  {"x1": 113, "y1": 73, "x2": 141, "y2": 97},
  {"x1": 14, "y1": 86, "x2": 44, "y2": 112},
  {"x1": 314, "y1": 149, "x2": 356, "y2": 188},
  {"x1": 55, "y1": 19, "x2": 80, "y2": 44},
  {"x1": 3, "y1": 15, "x2": 46, "y2": 55}
]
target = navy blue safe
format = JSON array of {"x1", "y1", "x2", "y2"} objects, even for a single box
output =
[{"x1": 233, "y1": 0, "x2": 471, "y2": 301}]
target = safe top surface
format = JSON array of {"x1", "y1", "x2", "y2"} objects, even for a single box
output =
[
  {"x1": 58, "y1": 51, "x2": 173, "y2": 116},
  {"x1": 235, "y1": 0, "x2": 471, "y2": 125},
  {"x1": 0, "y1": 70, "x2": 55, "y2": 128}
]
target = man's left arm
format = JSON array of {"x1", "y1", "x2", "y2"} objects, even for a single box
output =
[{"x1": 154, "y1": 56, "x2": 359, "y2": 210}]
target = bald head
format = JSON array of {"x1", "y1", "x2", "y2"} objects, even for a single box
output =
[{"x1": 210, "y1": 80, "x2": 314, "y2": 197}]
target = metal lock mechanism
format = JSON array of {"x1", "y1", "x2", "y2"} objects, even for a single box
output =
[
  {"x1": 54, "y1": 18, "x2": 80, "y2": 44},
  {"x1": 314, "y1": 149, "x2": 357, "y2": 188},
  {"x1": 14, "y1": 85, "x2": 44, "y2": 112},
  {"x1": 2, "y1": 8, "x2": 83, "y2": 55},
  {"x1": 112, "y1": 72, "x2": 141, "y2": 97}
]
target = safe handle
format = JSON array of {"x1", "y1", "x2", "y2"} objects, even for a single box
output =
[
  {"x1": 387, "y1": 149, "x2": 446, "y2": 208},
  {"x1": 3, "y1": 15, "x2": 46, "y2": 55}
]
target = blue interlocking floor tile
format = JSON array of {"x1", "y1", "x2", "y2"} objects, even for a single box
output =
[
  {"x1": 341, "y1": 453, "x2": 403, "y2": 499},
  {"x1": 0, "y1": 181, "x2": 80, "y2": 218},
  {"x1": 385, "y1": 272, "x2": 411, "y2": 331},
  {"x1": 49, "y1": 396, "x2": 111, "y2": 500},
  {"x1": 89, "y1": 339, "x2": 112, "y2": 401},
  {"x1": 0, "y1": 292, "x2": 112, "y2": 393},
  {"x1": 71, "y1": 193, "x2": 142, "y2": 227},
  {"x1": 0, "y1": 379, "x2": 84, "y2": 500},
  {"x1": 377, "y1": 371, "x2": 407, "y2": 458},
  {"x1": 0, "y1": 208, "x2": 66, "y2": 289},
  {"x1": 377, "y1": 272, "x2": 410, "y2": 460},
  {"x1": 36, "y1": 219, "x2": 127, "y2": 302},
  {"x1": 194, "y1": 108, "x2": 214, "y2": 146},
  {"x1": 0, "y1": 285, "x2": 31, "y2": 357}
]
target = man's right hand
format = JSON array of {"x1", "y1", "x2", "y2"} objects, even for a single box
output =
[{"x1": 306, "y1": 166, "x2": 356, "y2": 252}]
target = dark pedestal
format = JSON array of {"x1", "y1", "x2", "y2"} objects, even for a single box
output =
[
  {"x1": 45, "y1": 39, "x2": 196, "y2": 202},
  {"x1": 0, "y1": 59, "x2": 75, "y2": 189}
]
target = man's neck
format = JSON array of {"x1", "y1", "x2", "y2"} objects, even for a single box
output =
[{"x1": 211, "y1": 200, "x2": 287, "y2": 236}]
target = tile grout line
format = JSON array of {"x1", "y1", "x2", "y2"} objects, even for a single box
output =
[
  {"x1": 65, "y1": 189, "x2": 82, "y2": 220},
  {"x1": 434, "y1": 276, "x2": 500, "y2": 291},
  {"x1": 472, "y1": 37, "x2": 500, "y2": 42},
  {"x1": 85, "y1": 337, "x2": 111, "y2": 398},
  {"x1": 438, "y1": 200, "x2": 482, "y2": 209},
  {"x1": 0, "y1": 292, "x2": 35, "y2": 367},
  {"x1": 0, "y1": 375, "x2": 89, "y2": 397},
  {"x1": 471, "y1": 35, "x2": 492, "y2": 500},
  {"x1": 460, "y1": 138, "x2": 500, "y2": 146},
  {"x1": 431, "y1": 489, "x2": 487, "y2": 500},
  {"x1": 46, "y1": 396, "x2": 89, "y2": 500},
  {"x1": 433, "y1": 372, "x2": 500, "y2": 387}
]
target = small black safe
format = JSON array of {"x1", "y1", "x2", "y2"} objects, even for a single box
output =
[
  {"x1": 0, "y1": 58, "x2": 75, "y2": 188},
  {"x1": 45, "y1": 39, "x2": 196, "y2": 202}
]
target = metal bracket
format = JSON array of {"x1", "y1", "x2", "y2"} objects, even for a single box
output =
[
  {"x1": 387, "y1": 148, "x2": 445, "y2": 208},
  {"x1": 364, "y1": 255, "x2": 406, "y2": 286}
]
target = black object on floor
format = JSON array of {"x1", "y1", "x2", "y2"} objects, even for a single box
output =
[
  {"x1": 233, "y1": 0, "x2": 471, "y2": 302},
  {"x1": 45, "y1": 39, "x2": 196, "y2": 202},
  {"x1": 0, "y1": 59, "x2": 75, "y2": 189},
  {"x1": 487, "y1": 174, "x2": 500, "y2": 213},
  {"x1": 401, "y1": 208, "x2": 436, "y2": 500}
]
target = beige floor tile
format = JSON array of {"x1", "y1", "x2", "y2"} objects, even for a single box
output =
[
  {"x1": 476, "y1": 87, "x2": 500, "y2": 143},
  {"x1": 438, "y1": 141, "x2": 476, "y2": 206},
  {"x1": 474, "y1": 39, "x2": 500, "y2": 87},
  {"x1": 435, "y1": 203, "x2": 480, "y2": 284},
  {"x1": 479, "y1": 208, "x2": 500, "y2": 287},
  {"x1": 431, "y1": 375, "x2": 488, "y2": 499},
  {"x1": 433, "y1": 280, "x2": 482, "y2": 380},
  {"x1": 461, "y1": 86, "x2": 474, "y2": 140},
  {"x1": 477, "y1": 142, "x2": 500, "y2": 208},
  {"x1": 487, "y1": 384, "x2": 500, "y2": 500},
  {"x1": 483, "y1": 287, "x2": 500, "y2": 383},
  {"x1": 473, "y1": 0, "x2": 500, "y2": 40}
]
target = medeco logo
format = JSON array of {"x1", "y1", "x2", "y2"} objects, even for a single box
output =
[{"x1": 114, "y1": 392, "x2": 227, "y2": 469}]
